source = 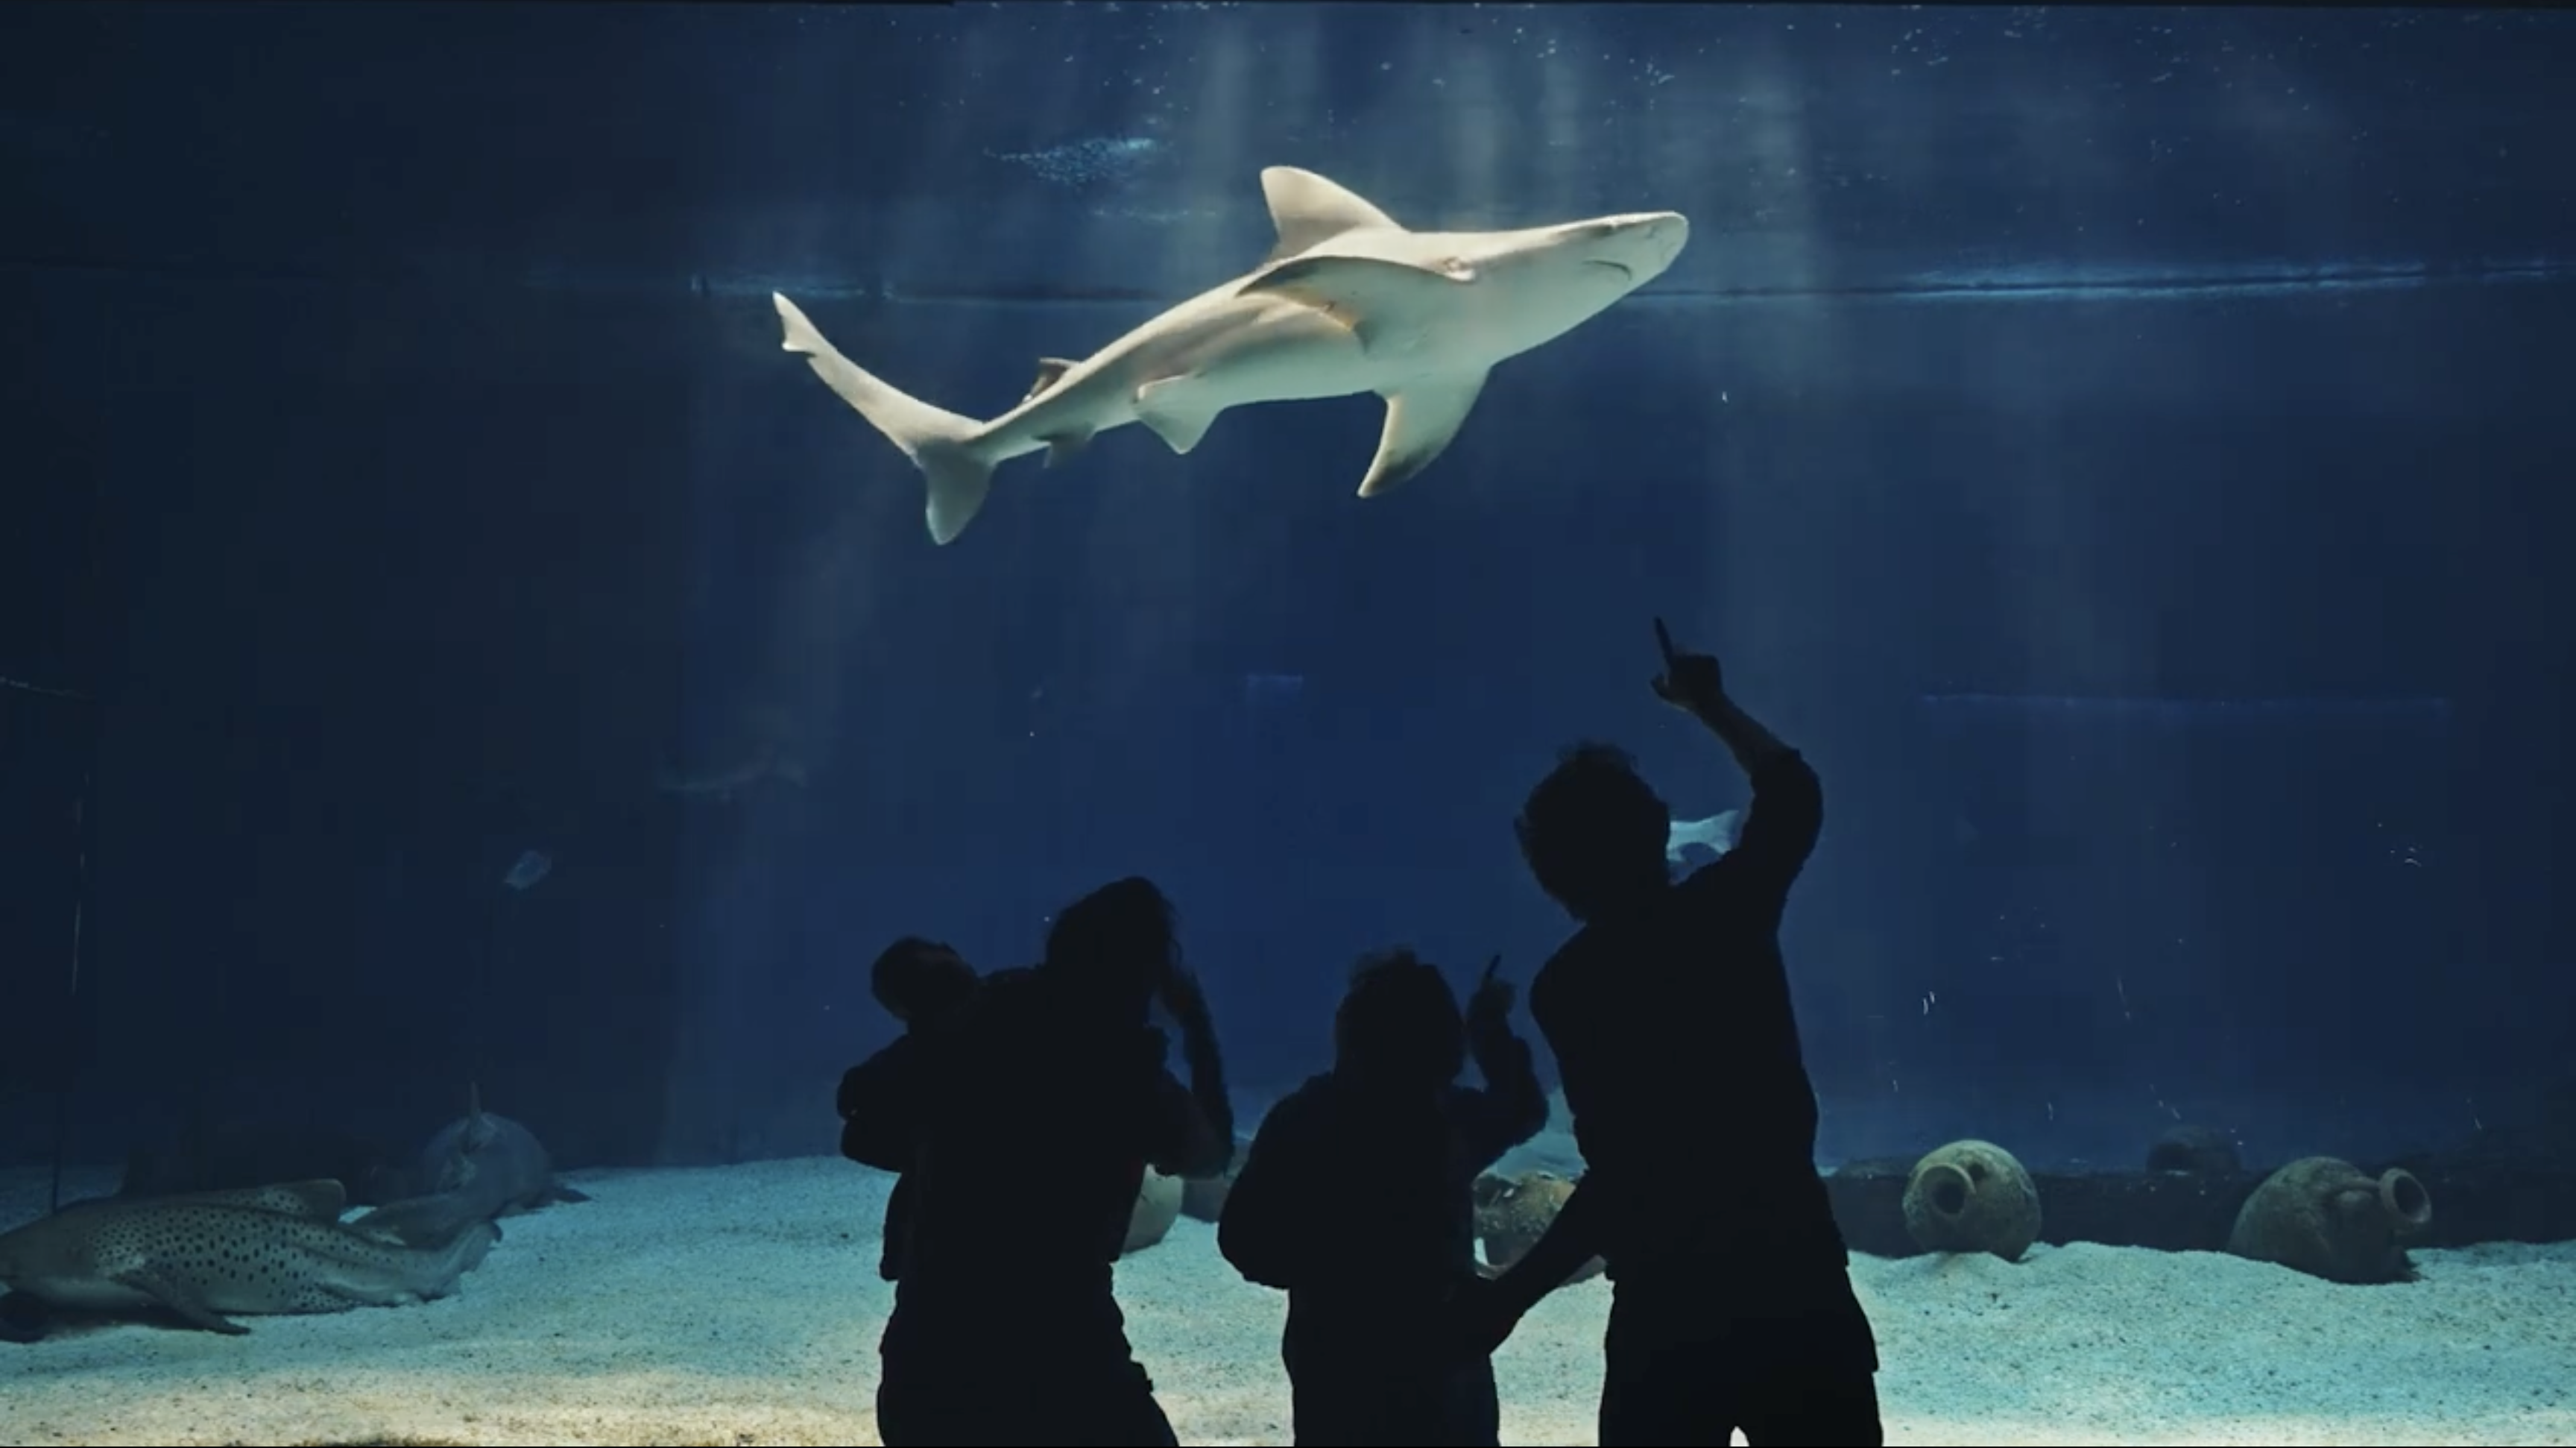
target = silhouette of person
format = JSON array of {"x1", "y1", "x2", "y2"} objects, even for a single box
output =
[
  {"x1": 1460, "y1": 618, "x2": 1884, "y2": 1446},
  {"x1": 839, "y1": 878, "x2": 1235, "y2": 1447},
  {"x1": 839, "y1": 937, "x2": 980, "y2": 1282},
  {"x1": 1219, "y1": 948, "x2": 1547, "y2": 1447}
]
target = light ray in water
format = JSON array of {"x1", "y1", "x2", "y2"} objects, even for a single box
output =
[
  {"x1": 1240, "y1": 672, "x2": 1306, "y2": 708},
  {"x1": 1915, "y1": 693, "x2": 2452, "y2": 730},
  {"x1": 985, "y1": 136, "x2": 1166, "y2": 188},
  {"x1": 7, "y1": 256, "x2": 2567, "y2": 309}
]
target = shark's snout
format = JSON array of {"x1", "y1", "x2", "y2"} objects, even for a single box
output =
[
  {"x1": 1567, "y1": 211, "x2": 1690, "y2": 286},
  {"x1": 1615, "y1": 213, "x2": 1690, "y2": 279}
]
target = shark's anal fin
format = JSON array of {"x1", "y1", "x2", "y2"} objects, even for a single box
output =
[
  {"x1": 1134, "y1": 377, "x2": 1224, "y2": 455},
  {"x1": 1240, "y1": 254, "x2": 1472, "y2": 353},
  {"x1": 1023, "y1": 356, "x2": 1079, "y2": 403},
  {"x1": 119, "y1": 1267, "x2": 248, "y2": 1335},
  {"x1": 1258, "y1": 166, "x2": 1404, "y2": 263},
  {"x1": 1361, "y1": 370, "x2": 1491, "y2": 497},
  {"x1": 1039, "y1": 429, "x2": 1094, "y2": 468}
]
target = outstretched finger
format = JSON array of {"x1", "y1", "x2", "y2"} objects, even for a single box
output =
[
  {"x1": 1653, "y1": 617, "x2": 1682, "y2": 667},
  {"x1": 1482, "y1": 954, "x2": 1503, "y2": 984}
]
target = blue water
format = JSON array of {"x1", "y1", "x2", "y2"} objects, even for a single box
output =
[{"x1": 1, "y1": 4, "x2": 2569, "y2": 1443}]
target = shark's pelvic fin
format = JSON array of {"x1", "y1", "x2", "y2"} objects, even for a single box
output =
[
  {"x1": 1134, "y1": 376, "x2": 1223, "y2": 455},
  {"x1": 1024, "y1": 357, "x2": 1079, "y2": 403},
  {"x1": 1363, "y1": 370, "x2": 1491, "y2": 497},
  {"x1": 1239, "y1": 254, "x2": 1474, "y2": 353},
  {"x1": 774, "y1": 292, "x2": 995, "y2": 545},
  {"x1": 1257, "y1": 166, "x2": 1404, "y2": 263},
  {"x1": 119, "y1": 1265, "x2": 246, "y2": 1335}
]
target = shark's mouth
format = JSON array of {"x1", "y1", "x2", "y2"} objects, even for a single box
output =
[{"x1": 1588, "y1": 260, "x2": 1635, "y2": 282}]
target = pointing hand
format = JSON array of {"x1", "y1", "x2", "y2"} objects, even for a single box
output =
[{"x1": 1650, "y1": 617, "x2": 1726, "y2": 714}]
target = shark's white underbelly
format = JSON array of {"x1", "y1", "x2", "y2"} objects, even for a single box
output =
[
  {"x1": 24, "y1": 1273, "x2": 157, "y2": 1311},
  {"x1": 1181, "y1": 315, "x2": 1389, "y2": 406},
  {"x1": 979, "y1": 296, "x2": 1389, "y2": 458}
]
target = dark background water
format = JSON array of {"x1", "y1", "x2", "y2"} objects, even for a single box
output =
[{"x1": 1, "y1": 3, "x2": 2567, "y2": 1180}]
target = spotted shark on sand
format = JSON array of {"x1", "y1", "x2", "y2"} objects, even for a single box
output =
[
  {"x1": 774, "y1": 165, "x2": 1690, "y2": 544},
  {"x1": 0, "y1": 1180, "x2": 494, "y2": 1336}
]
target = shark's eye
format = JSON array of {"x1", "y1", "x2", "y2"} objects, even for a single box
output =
[{"x1": 1439, "y1": 256, "x2": 1474, "y2": 279}]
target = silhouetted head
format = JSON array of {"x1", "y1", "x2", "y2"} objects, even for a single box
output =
[
  {"x1": 1333, "y1": 948, "x2": 1467, "y2": 1091},
  {"x1": 870, "y1": 937, "x2": 977, "y2": 1024},
  {"x1": 1515, "y1": 742, "x2": 1673, "y2": 924},
  {"x1": 1041, "y1": 875, "x2": 1179, "y2": 1021}
]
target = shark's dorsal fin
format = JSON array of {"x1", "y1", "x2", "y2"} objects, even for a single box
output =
[
  {"x1": 1024, "y1": 356, "x2": 1079, "y2": 403},
  {"x1": 1360, "y1": 370, "x2": 1490, "y2": 497},
  {"x1": 251, "y1": 1180, "x2": 350, "y2": 1221},
  {"x1": 1239, "y1": 254, "x2": 1474, "y2": 352},
  {"x1": 1258, "y1": 167, "x2": 1403, "y2": 263},
  {"x1": 461, "y1": 1081, "x2": 497, "y2": 1154},
  {"x1": 169, "y1": 1179, "x2": 349, "y2": 1220}
]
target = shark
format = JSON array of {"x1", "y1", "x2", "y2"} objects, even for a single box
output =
[
  {"x1": 654, "y1": 742, "x2": 810, "y2": 802},
  {"x1": 773, "y1": 166, "x2": 1690, "y2": 545},
  {"x1": 657, "y1": 703, "x2": 812, "y2": 803},
  {"x1": 351, "y1": 1085, "x2": 590, "y2": 1250},
  {"x1": 0, "y1": 1180, "x2": 496, "y2": 1335},
  {"x1": 1667, "y1": 809, "x2": 1743, "y2": 866}
]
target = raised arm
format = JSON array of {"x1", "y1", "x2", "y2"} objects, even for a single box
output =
[
  {"x1": 1454, "y1": 963, "x2": 1550, "y2": 1168},
  {"x1": 1145, "y1": 966, "x2": 1237, "y2": 1179},
  {"x1": 1655, "y1": 618, "x2": 1822, "y2": 904},
  {"x1": 1695, "y1": 703, "x2": 1822, "y2": 899}
]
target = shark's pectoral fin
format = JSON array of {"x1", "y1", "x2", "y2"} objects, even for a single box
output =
[
  {"x1": 1024, "y1": 356, "x2": 1080, "y2": 403},
  {"x1": 1360, "y1": 371, "x2": 1490, "y2": 497},
  {"x1": 1258, "y1": 166, "x2": 1404, "y2": 263},
  {"x1": 1040, "y1": 429, "x2": 1094, "y2": 468},
  {"x1": 1134, "y1": 376, "x2": 1225, "y2": 455},
  {"x1": 546, "y1": 1183, "x2": 595, "y2": 1205},
  {"x1": 1240, "y1": 254, "x2": 1471, "y2": 353},
  {"x1": 118, "y1": 1268, "x2": 249, "y2": 1335}
]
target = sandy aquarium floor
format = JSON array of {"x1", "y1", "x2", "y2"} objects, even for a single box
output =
[{"x1": 2, "y1": 1158, "x2": 2572, "y2": 1447}]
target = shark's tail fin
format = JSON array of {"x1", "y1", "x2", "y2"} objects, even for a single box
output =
[
  {"x1": 429, "y1": 1220, "x2": 499, "y2": 1292},
  {"x1": 773, "y1": 292, "x2": 994, "y2": 545}
]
